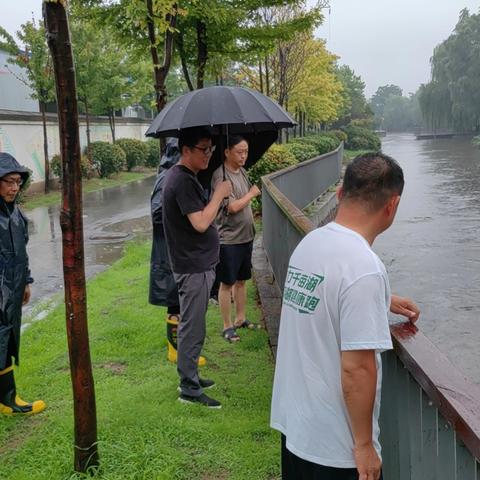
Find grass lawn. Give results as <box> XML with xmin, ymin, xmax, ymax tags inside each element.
<box><xmin>0</xmin><ymin>242</ymin><xmax>279</xmax><ymax>480</ymax></box>
<box><xmin>21</xmin><ymin>171</ymin><xmax>155</xmax><ymax>211</ymax></box>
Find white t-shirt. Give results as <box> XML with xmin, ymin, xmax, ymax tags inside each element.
<box><xmin>270</xmin><ymin>222</ymin><xmax>393</xmax><ymax>468</ymax></box>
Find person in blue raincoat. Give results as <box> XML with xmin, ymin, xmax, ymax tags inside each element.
<box><xmin>0</xmin><ymin>152</ymin><xmax>46</xmax><ymax>415</ymax></box>
<box><xmin>148</xmin><ymin>139</ymin><xmax>206</xmax><ymax>366</ymax></box>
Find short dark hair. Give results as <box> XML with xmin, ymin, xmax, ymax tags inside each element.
<box><xmin>342</xmin><ymin>152</ymin><xmax>404</xmax><ymax>210</ymax></box>
<box><xmin>226</xmin><ymin>135</ymin><xmax>248</xmax><ymax>149</ymax></box>
<box><xmin>178</xmin><ymin>127</ymin><xmax>213</xmax><ymax>153</ymax></box>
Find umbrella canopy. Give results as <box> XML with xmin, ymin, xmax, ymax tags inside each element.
<box><xmin>146</xmin><ymin>86</ymin><xmax>295</xmax><ymax>185</ymax></box>
<box><xmin>145</xmin><ymin>86</ymin><xmax>296</xmax><ymax>138</ymax></box>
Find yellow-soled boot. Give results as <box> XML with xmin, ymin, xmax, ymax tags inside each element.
<box><xmin>167</xmin><ymin>314</ymin><xmax>206</xmax><ymax>367</ymax></box>
<box><xmin>0</xmin><ymin>366</ymin><xmax>46</xmax><ymax>416</ymax></box>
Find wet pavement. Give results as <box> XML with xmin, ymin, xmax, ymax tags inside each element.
<box><xmin>24</xmin><ymin>175</ymin><xmax>156</xmax><ymax>316</ymax></box>
<box><xmin>375</xmin><ymin>133</ymin><xmax>480</xmax><ymax>385</ymax></box>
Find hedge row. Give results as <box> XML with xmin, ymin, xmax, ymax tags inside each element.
<box><xmin>49</xmin><ymin>126</ymin><xmax>380</xmax><ymax>181</ymax></box>
<box><xmin>50</xmin><ymin>138</ymin><xmax>161</xmax><ymax>179</ymax></box>
<box><xmin>248</xmin><ymin>127</ymin><xmax>381</xmax><ymax>211</ymax></box>
<box><xmin>341</xmin><ymin>125</ymin><xmax>381</xmax><ymax>151</ymax></box>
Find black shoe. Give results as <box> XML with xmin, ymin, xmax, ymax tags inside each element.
<box><xmin>199</xmin><ymin>378</ymin><xmax>215</xmax><ymax>389</ymax></box>
<box><xmin>178</xmin><ymin>393</ymin><xmax>222</xmax><ymax>409</ymax></box>
<box><xmin>177</xmin><ymin>378</ymin><xmax>215</xmax><ymax>393</ymax></box>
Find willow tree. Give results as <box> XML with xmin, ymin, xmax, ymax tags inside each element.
<box><xmin>419</xmin><ymin>8</ymin><xmax>480</xmax><ymax>131</ymax></box>
<box><xmin>43</xmin><ymin>0</ymin><xmax>99</xmax><ymax>473</ymax></box>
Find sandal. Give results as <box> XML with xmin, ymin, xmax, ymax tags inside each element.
<box><xmin>222</xmin><ymin>327</ymin><xmax>240</xmax><ymax>343</ymax></box>
<box><xmin>234</xmin><ymin>320</ymin><xmax>260</xmax><ymax>330</ymax></box>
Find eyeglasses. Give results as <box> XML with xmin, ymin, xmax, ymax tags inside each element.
<box><xmin>192</xmin><ymin>145</ymin><xmax>216</xmax><ymax>155</ymax></box>
<box><xmin>0</xmin><ymin>178</ymin><xmax>23</xmax><ymax>187</ymax></box>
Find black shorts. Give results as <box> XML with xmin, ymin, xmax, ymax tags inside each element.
<box><xmin>217</xmin><ymin>241</ymin><xmax>253</xmax><ymax>286</ymax></box>
<box><xmin>281</xmin><ymin>435</ymin><xmax>383</xmax><ymax>480</ymax></box>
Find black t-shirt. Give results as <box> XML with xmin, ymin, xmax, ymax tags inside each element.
<box><xmin>162</xmin><ymin>164</ymin><xmax>219</xmax><ymax>273</ymax></box>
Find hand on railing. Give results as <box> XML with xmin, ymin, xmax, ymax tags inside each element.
<box><xmin>390</xmin><ymin>294</ymin><xmax>420</xmax><ymax>323</ymax></box>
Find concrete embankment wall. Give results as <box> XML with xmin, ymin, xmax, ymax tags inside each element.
<box><xmin>0</xmin><ymin>110</ymin><xmax>151</xmax><ymax>190</ymax></box>
<box><xmin>254</xmin><ymin>144</ymin><xmax>343</xmax><ymax>356</ymax></box>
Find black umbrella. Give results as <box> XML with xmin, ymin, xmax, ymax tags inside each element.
<box><xmin>145</xmin><ymin>86</ymin><xmax>296</xmax><ymax>183</ymax></box>
<box><xmin>145</xmin><ymin>86</ymin><xmax>295</xmax><ymax>137</ymax></box>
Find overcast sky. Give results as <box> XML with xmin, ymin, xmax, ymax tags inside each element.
<box><xmin>2</xmin><ymin>0</ymin><xmax>480</xmax><ymax>98</ymax></box>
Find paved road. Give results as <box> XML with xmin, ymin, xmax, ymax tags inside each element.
<box><xmin>24</xmin><ymin>175</ymin><xmax>156</xmax><ymax>316</ymax></box>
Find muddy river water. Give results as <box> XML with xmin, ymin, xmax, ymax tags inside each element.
<box><xmin>376</xmin><ymin>133</ymin><xmax>480</xmax><ymax>385</ymax></box>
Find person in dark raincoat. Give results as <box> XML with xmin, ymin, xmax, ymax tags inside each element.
<box><xmin>149</xmin><ymin>139</ymin><xmax>206</xmax><ymax>366</ymax></box>
<box><xmin>0</xmin><ymin>152</ymin><xmax>46</xmax><ymax>415</ymax></box>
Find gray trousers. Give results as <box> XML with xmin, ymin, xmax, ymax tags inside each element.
<box><xmin>173</xmin><ymin>269</ymin><xmax>215</xmax><ymax>397</ymax></box>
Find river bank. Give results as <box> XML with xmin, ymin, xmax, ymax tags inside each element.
<box><xmin>0</xmin><ymin>241</ymin><xmax>278</xmax><ymax>480</ymax></box>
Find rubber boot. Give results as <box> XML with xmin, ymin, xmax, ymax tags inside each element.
<box><xmin>0</xmin><ymin>366</ymin><xmax>46</xmax><ymax>415</ymax></box>
<box><xmin>167</xmin><ymin>314</ymin><xmax>206</xmax><ymax>367</ymax></box>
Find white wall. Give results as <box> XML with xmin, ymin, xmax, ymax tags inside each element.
<box><xmin>0</xmin><ymin>116</ymin><xmax>151</xmax><ymax>183</ymax></box>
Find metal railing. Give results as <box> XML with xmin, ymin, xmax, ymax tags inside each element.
<box><xmin>261</xmin><ymin>145</ymin><xmax>480</xmax><ymax>479</ymax></box>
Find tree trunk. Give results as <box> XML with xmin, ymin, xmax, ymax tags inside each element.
<box><xmin>40</xmin><ymin>101</ymin><xmax>50</xmax><ymax>193</ymax></box>
<box><xmin>43</xmin><ymin>1</ymin><xmax>99</xmax><ymax>474</ymax></box>
<box><xmin>196</xmin><ymin>20</ymin><xmax>207</xmax><ymax>89</ymax></box>
<box><xmin>278</xmin><ymin>47</ymin><xmax>286</xmax><ymax>107</ymax></box>
<box><xmin>264</xmin><ymin>56</ymin><xmax>270</xmax><ymax>97</ymax></box>
<box><xmin>84</xmin><ymin>97</ymin><xmax>92</xmax><ymax>162</ymax></box>
<box><xmin>175</xmin><ymin>32</ymin><xmax>194</xmax><ymax>91</ymax></box>
<box><xmin>259</xmin><ymin>60</ymin><xmax>264</xmax><ymax>94</ymax></box>
<box><xmin>108</xmin><ymin>109</ymin><xmax>116</xmax><ymax>143</ymax></box>
<box><xmin>146</xmin><ymin>0</ymin><xmax>177</xmax><ymax>113</ymax></box>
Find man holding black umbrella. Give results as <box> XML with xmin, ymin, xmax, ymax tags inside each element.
<box><xmin>163</xmin><ymin>127</ymin><xmax>231</xmax><ymax>409</ymax></box>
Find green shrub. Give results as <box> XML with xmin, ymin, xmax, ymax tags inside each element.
<box><xmin>50</xmin><ymin>154</ymin><xmax>62</xmax><ymax>178</ymax></box>
<box><xmin>295</xmin><ymin>134</ymin><xmax>340</xmax><ymax>155</ymax></box>
<box><xmin>350</xmin><ymin>118</ymin><xmax>375</xmax><ymax>130</ymax></box>
<box><xmin>342</xmin><ymin>125</ymin><xmax>381</xmax><ymax>151</ymax></box>
<box><xmin>472</xmin><ymin>136</ymin><xmax>480</xmax><ymax>148</ymax></box>
<box><xmin>116</xmin><ymin>138</ymin><xmax>149</xmax><ymax>171</ymax></box>
<box><xmin>89</xmin><ymin>141</ymin><xmax>126</xmax><ymax>178</ymax></box>
<box><xmin>145</xmin><ymin>139</ymin><xmax>161</xmax><ymax>169</ymax></box>
<box><xmin>325</xmin><ymin>129</ymin><xmax>348</xmax><ymax>143</ymax></box>
<box><xmin>285</xmin><ymin>142</ymin><xmax>318</xmax><ymax>162</ymax></box>
<box><xmin>248</xmin><ymin>144</ymin><xmax>297</xmax><ymax>187</ymax></box>
<box><xmin>17</xmin><ymin>167</ymin><xmax>33</xmax><ymax>204</ymax></box>
<box><xmin>50</xmin><ymin>153</ymin><xmax>93</xmax><ymax>179</ymax></box>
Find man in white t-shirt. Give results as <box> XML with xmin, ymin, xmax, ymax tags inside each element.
<box><xmin>270</xmin><ymin>152</ymin><xmax>420</xmax><ymax>480</ymax></box>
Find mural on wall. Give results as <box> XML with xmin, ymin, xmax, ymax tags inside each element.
<box><xmin>0</xmin><ymin>126</ymin><xmax>16</xmax><ymax>156</ymax></box>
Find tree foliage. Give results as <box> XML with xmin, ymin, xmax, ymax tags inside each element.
<box><xmin>0</xmin><ymin>18</ymin><xmax>55</xmax><ymax>191</ymax></box>
<box><xmin>419</xmin><ymin>8</ymin><xmax>480</xmax><ymax>131</ymax></box>
<box><xmin>288</xmin><ymin>38</ymin><xmax>344</xmax><ymax>125</ymax></box>
<box><xmin>334</xmin><ymin>65</ymin><xmax>372</xmax><ymax>127</ymax></box>
<box><xmin>370</xmin><ymin>84</ymin><xmax>403</xmax><ymax>118</ymax></box>
<box><xmin>369</xmin><ymin>85</ymin><xmax>421</xmax><ymax>131</ymax></box>
<box><xmin>0</xmin><ymin>20</ymin><xmax>54</xmax><ymax>106</ymax></box>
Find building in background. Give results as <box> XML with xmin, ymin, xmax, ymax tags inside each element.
<box><xmin>0</xmin><ymin>49</ymin><xmax>38</xmax><ymax>112</ymax></box>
